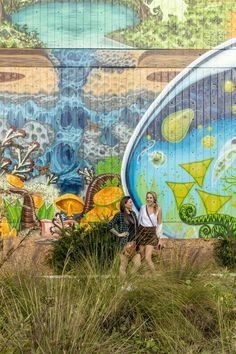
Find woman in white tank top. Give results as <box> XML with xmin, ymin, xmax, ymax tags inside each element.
<box><xmin>138</xmin><ymin>191</ymin><xmax>163</xmax><ymax>272</ymax></box>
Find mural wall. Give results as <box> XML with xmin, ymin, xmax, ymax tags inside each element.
<box><xmin>1</xmin><ymin>1</ymin><xmax>236</xmax><ymax>239</ymax></box>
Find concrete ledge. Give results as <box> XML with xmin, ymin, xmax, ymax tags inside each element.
<box><xmin>0</xmin><ymin>237</ymin><xmax>218</xmax><ymax>274</ymax></box>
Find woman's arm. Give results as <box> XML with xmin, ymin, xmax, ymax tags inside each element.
<box><xmin>156</xmin><ymin>207</ymin><xmax>163</xmax><ymax>238</ymax></box>
<box><xmin>108</xmin><ymin>213</ymin><xmax>128</xmax><ymax>237</ymax></box>
<box><xmin>138</xmin><ymin>205</ymin><xmax>144</xmax><ymax>225</ymax></box>
<box><xmin>157</xmin><ymin>207</ymin><xmax>162</xmax><ymax>224</ymax></box>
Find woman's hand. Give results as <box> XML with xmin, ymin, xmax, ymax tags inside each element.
<box><xmin>119</xmin><ymin>231</ymin><xmax>129</xmax><ymax>237</ymax></box>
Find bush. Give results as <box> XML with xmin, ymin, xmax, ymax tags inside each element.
<box><xmin>215</xmin><ymin>238</ymin><xmax>236</xmax><ymax>270</ymax></box>
<box><xmin>49</xmin><ymin>222</ymin><xmax>119</xmax><ymax>273</ymax></box>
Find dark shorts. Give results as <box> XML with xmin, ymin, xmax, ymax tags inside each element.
<box><xmin>137</xmin><ymin>225</ymin><xmax>158</xmax><ymax>246</ymax></box>
<box><xmin>117</xmin><ymin>237</ymin><xmax>139</xmax><ymax>254</ymax></box>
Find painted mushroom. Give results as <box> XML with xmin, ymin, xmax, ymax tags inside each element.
<box><xmin>55</xmin><ymin>193</ymin><xmax>85</xmax><ymax>219</ymax></box>
<box><xmin>93</xmin><ymin>186</ymin><xmax>123</xmax><ymax>217</ymax></box>
<box><xmin>80</xmin><ymin>206</ymin><xmax>112</xmax><ymax>228</ymax></box>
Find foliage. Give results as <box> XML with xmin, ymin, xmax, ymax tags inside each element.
<box><xmin>4</xmin><ymin>0</ymin><xmax>36</xmax><ymax>13</ymax></box>
<box><xmin>0</xmin><ymin>21</ymin><xmax>44</xmax><ymax>48</ymax></box>
<box><xmin>3</xmin><ymin>198</ymin><xmax>22</xmax><ymax>230</ymax></box>
<box><xmin>0</xmin><ymin>262</ymin><xmax>235</xmax><ymax>353</ymax></box>
<box><xmin>4</xmin><ymin>0</ymin><xmax>139</xmax><ymax>14</ymax></box>
<box><xmin>215</xmin><ymin>238</ymin><xmax>236</xmax><ymax>270</ymax></box>
<box><xmin>109</xmin><ymin>2</ymin><xmax>231</xmax><ymax>49</ymax></box>
<box><xmin>95</xmin><ymin>156</ymin><xmax>122</xmax><ymax>175</ymax></box>
<box><xmin>100</xmin><ymin>177</ymin><xmax>120</xmax><ymax>189</ymax></box>
<box><xmin>49</xmin><ymin>222</ymin><xmax>119</xmax><ymax>273</ymax></box>
<box><xmin>37</xmin><ymin>202</ymin><xmax>54</xmax><ymax>221</ymax></box>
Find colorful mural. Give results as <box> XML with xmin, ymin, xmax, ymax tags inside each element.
<box><xmin>1</xmin><ymin>1</ymin><xmax>236</xmax><ymax>239</ymax></box>
<box><xmin>0</xmin><ymin>1</ymin><xmax>236</xmax><ymax>49</ymax></box>
<box><xmin>122</xmin><ymin>38</ymin><xmax>236</xmax><ymax>238</ymax></box>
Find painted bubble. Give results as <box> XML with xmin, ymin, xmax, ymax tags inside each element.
<box><xmin>149</xmin><ymin>151</ymin><xmax>166</xmax><ymax>166</ymax></box>
<box><xmin>232</xmin><ymin>105</ymin><xmax>236</xmax><ymax>115</ymax></box>
<box><xmin>224</xmin><ymin>80</ymin><xmax>235</xmax><ymax>93</ymax></box>
<box><xmin>201</xmin><ymin>135</ymin><xmax>215</xmax><ymax>149</ymax></box>
<box><xmin>122</xmin><ymin>38</ymin><xmax>236</xmax><ymax>238</ymax></box>
<box><xmin>161</xmin><ymin>108</ymin><xmax>194</xmax><ymax>143</ymax></box>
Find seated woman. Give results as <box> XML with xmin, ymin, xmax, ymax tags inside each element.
<box><xmin>138</xmin><ymin>191</ymin><xmax>163</xmax><ymax>272</ymax></box>
<box><xmin>108</xmin><ymin>196</ymin><xmax>141</xmax><ymax>278</ymax></box>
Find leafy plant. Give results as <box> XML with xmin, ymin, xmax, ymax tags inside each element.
<box><xmin>0</xmin><ymin>21</ymin><xmax>44</xmax><ymax>48</ymax></box>
<box><xmin>95</xmin><ymin>156</ymin><xmax>122</xmax><ymax>175</ymax></box>
<box><xmin>100</xmin><ymin>177</ymin><xmax>120</xmax><ymax>189</ymax></box>
<box><xmin>109</xmin><ymin>2</ymin><xmax>230</xmax><ymax>49</ymax></box>
<box><xmin>37</xmin><ymin>202</ymin><xmax>54</xmax><ymax>221</ymax></box>
<box><xmin>3</xmin><ymin>198</ymin><xmax>22</xmax><ymax>230</ymax></box>
<box><xmin>49</xmin><ymin>222</ymin><xmax>118</xmax><ymax>273</ymax></box>
<box><xmin>215</xmin><ymin>238</ymin><xmax>236</xmax><ymax>270</ymax></box>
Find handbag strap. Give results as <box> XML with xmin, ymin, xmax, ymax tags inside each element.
<box><xmin>130</xmin><ymin>211</ymin><xmax>137</xmax><ymax>239</ymax></box>
<box><xmin>146</xmin><ymin>205</ymin><xmax>155</xmax><ymax>227</ymax></box>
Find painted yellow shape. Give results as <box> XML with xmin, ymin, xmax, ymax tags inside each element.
<box><xmin>232</xmin><ymin>104</ymin><xmax>236</xmax><ymax>115</ymax></box>
<box><xmin>166</xmin><ymin>182</ymin><xmax>195</xmax><ymax>209</ymax></box>
<box><xmin>80</xmin><ymin>207</ymin><xmax>112</xmax><ymax>227</ymax></box>
<box><xmin>196</xmin><ymin>190</ymin><xmax>231</xmax><ymax>214</ymax></box>
<box><xmin>0</xmin><ymin>217</ymin><xmax>17</xmax><ymax>237</ymax></box>
<box><xmin>224</xmin><ymin>80</ymin><xmax>235</xmax><ymax>93</ymax></box>
<box><xmin>6</xmin><ymin>174</ymin><xmax>24</xmax><ymax>188</ymax></box>
<box><xmin>197</xmin><ymin>124</ymin><xmax>203</xmax><ymax>129</ymax></box>
<box><xmin>201</xmin><ymin>135</ymin><xmax>215</xmax><ymax>149</ymax></box>
<box><xmin>32</xmin><ymin>194</ymin><xmax>43</xmax><ymax>209</ymax></box>
<box><xmin>93</xmin><ymin>187</ymin><xmax>123</xmax><ymax>206</ymax></box>
<box><xmin>179</xmin><ymin>158</ymin><xmax>213</xmax><ymax>187</ymax></box>
<box><xmin>161</xmin><ymin>108</ymin><xmax>194</xmax><ymax>143</ymax></box>
<box><xmin>207</xmin><ymin>126</ymin><xmax>212</xmax><ymax>132</ymax></box>
<box><xmin>55</xmin><ymin>194</ymin><xmax>85</xmax><ymax>218</ymax></box>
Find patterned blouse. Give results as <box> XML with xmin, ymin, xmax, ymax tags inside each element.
<box><xmin>108</xmin><ymin>211</ymin><xmax>138</xmax><ymax>247</ymax></box>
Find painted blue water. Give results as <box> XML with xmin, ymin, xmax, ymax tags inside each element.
<box><xmin>0</xmin><ymin>49</ymin><xmax>150</xmax><ymax>195</ymax></box>
<box><xmin>11</xmin><ymin>2</ymin><xmax>139</xmax><ymax>48</ymax></box>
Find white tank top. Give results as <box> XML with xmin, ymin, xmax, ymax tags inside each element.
<box><xmin>139</xmin><ymin>205</ymin><xmax>159</xmax><ymax>227</ymax></box>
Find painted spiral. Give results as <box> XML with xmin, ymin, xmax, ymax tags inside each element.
<box><xmin>179</xmin><ymin>203</ymin><xmax>236</xmax><ymax>238</ymax></box>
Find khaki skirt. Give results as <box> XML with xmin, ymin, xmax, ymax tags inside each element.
<box><xmin>137</xmin><ymin>225</ymin><xmax>158</xmax><ymax>246</ymax></box>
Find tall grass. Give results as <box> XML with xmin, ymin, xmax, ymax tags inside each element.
<box><xmin>0</xmin><ymin>256</ymin><xmax>235</xmax><ymax>353</ymax></box>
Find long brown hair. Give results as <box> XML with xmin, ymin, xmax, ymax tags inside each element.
<box><xmin>120</xmin><ymin>196</ymin><xmax>134</xmax><ymax>224</ymax></box>
<box><xmin>146</xmin><ymin>191</ymin><xmax>159</xmax><ymax>214</ymax></box>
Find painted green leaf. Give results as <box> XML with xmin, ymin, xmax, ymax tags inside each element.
<box><xmin>136</xmin><ymin>171</ymin><xmax>148</xmax><ymax>204</ymax></box>
<box><xmin>46</xmin><ymin>205</ymin><xmax>54</xmax><ymax>220</ymax></box>
<box><xmin>3</xmin><ymin>198</ymin><xmax>22</xmax><ymax>231</ymax></box>
<box><xmin>38</xmin><ymin>202</ymin><xmax>47</xmax><ymax>220</ymax></box>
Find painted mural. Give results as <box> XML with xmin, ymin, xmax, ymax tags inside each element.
<box><xmin>0</xmin><ymin>1</ymin><xmax>236</xmax><ymax>49</ymax></box>
<box><xmin>0</xmin><ymin>0</ymin><xmax>236</xmax><ymax>239</ymax></box>
<box><xmin>0</xmin><ymin>44</ymin><xmax>236</xmax><ymax>239</ymax></box>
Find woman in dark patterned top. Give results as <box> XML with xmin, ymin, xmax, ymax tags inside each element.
<box><xmin>108</xmin><ymin>196</ymin><xmax>141</xmax><ymax>278</ymax></box>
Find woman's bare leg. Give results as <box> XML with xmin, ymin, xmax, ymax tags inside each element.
<box><xmin>139</xmin><ymin>245</ymin><xmax>145</xmax><ymax>260</ymax></box>
<box><xmin>119</xmin><ymin>253</ymin><xmax>129</xmax><ymax>279</ymax></box>
<box><xmin>130</xmin><ymin>253</ymin><xmax>141</xmax><ymax>274</ymax></box>
<box><xmin>144</xmin><ymin>245</ymin><xmax>155</xmax><ymax>271</ymax></box>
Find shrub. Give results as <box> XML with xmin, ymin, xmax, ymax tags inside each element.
<box><xmin>49</xmin><ymin>222</ymin><xmax>119</xmax><ymax>273</ymax></box>
<box><xmin>214</xmin><ymin>238</ymin><xmax>236</xmax><ymax>270</ymax></box>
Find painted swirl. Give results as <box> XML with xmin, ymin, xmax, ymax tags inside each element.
<box><xmin>179</xmin><ymin>204</ymin><xmax>236</xmax><ymax>238</ymax></box>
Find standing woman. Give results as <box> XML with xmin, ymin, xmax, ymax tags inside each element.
<box><xmin>138</xmin><ymin>191</ymin><xmax>163</xmax><ymax>272</ymax></box>
<box><xmin>108</xmin><ymin>196</ymin><xmax>141</xmax><ymax>278</ymax></box>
